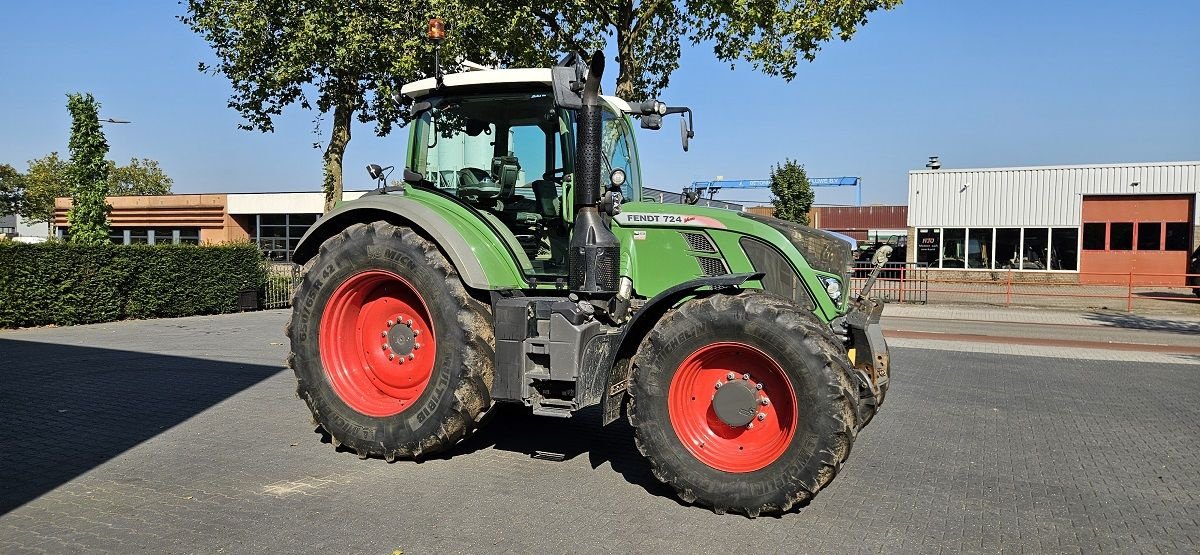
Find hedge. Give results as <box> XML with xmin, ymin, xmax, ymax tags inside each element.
<box><xmin>0</xmin><ymin>241</ymin><xmax>268</xmax><ymax>328</ymax></box>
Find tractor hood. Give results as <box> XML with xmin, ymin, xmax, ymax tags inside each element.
<box><xmin>613</xmin><ymin>203</ymin><xmax>742</xmax><ymax>230</ymax></box>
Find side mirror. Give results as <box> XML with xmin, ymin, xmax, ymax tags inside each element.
<box><xmin>367</xmin><ymin>164</ymin><xmax>384</xmax><ymax>181</ymax></box>
<box><xmin>680</xmin><ymin>117</ymin><xmax>691</xmax><ymax>152</ymax></box>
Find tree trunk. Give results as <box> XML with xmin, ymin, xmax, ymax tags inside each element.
<box><xmin>614</xmin><ymin>0</ymin><xmax>637</xmax><ymax>100</ymax></box>
<box><xmin>322</xmin><ymin>102</ymin><xmax>353</xmax><ymax>213</ymax></box>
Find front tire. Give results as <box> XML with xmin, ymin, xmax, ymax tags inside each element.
<box><xmin>628</xmin><ymin>291</ymin><xmax>857</xmax><ymax>516</ymax></box>
<box><xmin>287</xmin><ymin>221</ymin><xmax>494</xmax><ymax>461</ymax></box>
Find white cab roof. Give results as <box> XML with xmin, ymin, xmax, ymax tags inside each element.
<box><xmin>400</xmin><ymin>67</ymin><xmax>631</xmax><ymax>112</ymax></box>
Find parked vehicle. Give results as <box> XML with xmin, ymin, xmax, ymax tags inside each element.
<box><xmin>287</xmin><ymin>40</ymin><xmax>891</xmax><ymax>516</ymax></box>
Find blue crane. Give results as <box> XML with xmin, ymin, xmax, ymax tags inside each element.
<box><xmin>686</xmin><ymin>177</ymin><xmax>863</xmax><ymax>206</ymax></box>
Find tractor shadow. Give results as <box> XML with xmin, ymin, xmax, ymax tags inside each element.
<box><xmin>1083</xmin><ymin>311</ymin><xmax>1200</xmax><ymax>334</ymax></box>
<box><xmin>443</xmin><ymin>403</ymin><xmax>681</xmax><ymax>503</ymax></box>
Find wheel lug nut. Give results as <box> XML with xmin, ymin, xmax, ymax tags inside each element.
<box><xmin>756</xmin><ymin>412</ymin><xmax>766</xmax><ymax>421</ymax></box>
<box><xmin>755</xmin><ymin>383</ymin><xmax>763</xmax><ymax>390</ymax></box>
<box><xmin>388</xmin><ymin>353</ymin><xmax>395</xmax><ymax>361</ymax></box>
<box><xmin>414</xmin><ymin>343</ymin><xmax>421</xmax><ymax>350</ymax></box>
<box><xmin>397</xmin><ymin>357</ymin><xmax>405</xmax><ymax>364</ymax></box>
<box><xmin>382</xmin><ymin>345</ymin><xmax>390</xmax><ymax>351</ymax></box>
<box><xmin>386</xmin><ymin>320</ymin><xmax>394</xmax><ymax>327</ymax></box>
<box><xmin>408</xmin><ymin>354</ymin><xmax>415</xmax><ymax>360</ymax></box>
<box><xmin>747</xmin><ymin>422</ymin><xmax>754</xmax><ymax>429</ymax></box>
<box><xmin>760</xmin><ymin>398</ymin><xmax>769</xmax><ymax>406</ymax></box>
<box><xmin>414</xmin><ymin>329</ymin><xmax>421</xmax><ymax>336</ymax></box>
<box><xmin>380</xmin><ymin>331</ymin><xmax>387</xmax><ymax>338</ymax></box>
<box><xmin>406</xmin><ymin>319</ymin><xmax>414</xmax><ymax>326</ymax></box>
<box><xmin>742</xmin><ymin>373</ymin><xmax>750</xmax><ymax>380</ymax></box>
<box><xmin>726</xmin><ymin>372</ymin><xmax>735</xmax><ymax>380</ymax></box>
<box><xmin>714</xmin><ymin>381</ymin><xmax>723</xmax><ymax>389</ymax></box>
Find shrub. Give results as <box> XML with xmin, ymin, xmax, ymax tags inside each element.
<box><xmin>0</xmin><ymin>242</ymin><xmax>267</xmax><ymax>328</ymax></box>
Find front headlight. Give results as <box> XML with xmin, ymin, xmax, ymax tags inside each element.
<box><xmin>821</xmin><ymin>276</ymin><xmax>842</xmax><ymax>301</ymax></box>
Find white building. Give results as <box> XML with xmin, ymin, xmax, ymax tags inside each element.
<box><xmin>907</xmin><ymin>161</ymin><xmax>1199</xmax><ymax>284</ymax></box>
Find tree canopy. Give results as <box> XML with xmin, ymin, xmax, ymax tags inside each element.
<box><xmin>181</xmin><ymin>0</ymin><xmax>564</xmax><ymax>211</ymax></box>
<box><xmin>0</xmin><ymin>164</ymin><xmax>24</xmax><ymax>217</ymax></box>
<box><xmin>65</xmin><ymin>93</ymin><xmax>112</xmax><ymax>245</ymax></box>
<box><xmin>770</xmin><ymin>159</ymin><xmax>814</xmax><ymax>225</ymax></box>
<box><xmin>521</xmin><ymin>0</ymin><xmax>903</xmax><ymax>99</ymax></box>
<box><xmin>107</xmin><ymin>158</ymin><xmax>174</xmax><ymax>196</ymax></box>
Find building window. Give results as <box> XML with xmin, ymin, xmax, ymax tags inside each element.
<box><xmin>1136</xmin><ymin>222</ymin><xmax>1161</xmax><ymax>251</ymax></box>
<box><xmin>916</xmin><ymin>229</ymin><xmax>940</xmax><ymax>266</ymax></box>
<box><xmin>1165</xmin><ymin>222</ymin><xmax>1190</xmax><ymax>251</ymax></box>
<box><xmin>1082</xmin><ymin>223</ymin><xmax>1106</xmax><ymax>250</ymax></box>
<box><xmin>1109</xmin><ymin>223</ymin><xmax>1133</xmax><ymax>251</ymax></box>
<box><xmin>180</xmin><ymin>229</ymin><xmax>200</xmax><ymax>245</ymax></box>
<box><xmin>967</xmin><ymin>228</ymin><xmax>992</xmax><ymax>269</ymax></box>
<box><xmin>1020</xmin><ymin>228</ymin><xmax>1048</xmax><ymax>270</ymax></box>
<box><xmin>995</xmin><ymin>228</ymin><xmax>1021</xmax><ymax>269</ymax></box>
<box><xmin>940</xmin><ymin>228</ymin><xmax>966</xmax><ymax>268</ymax></box>
<box><xmin>1049</xmin><ymin>228</ymin><xmax>1078</xmax><ymax>271</ymax></box>
<box><xmin>255</xmin><ymin>214</ymin><xmax>320</xmax><ymax>262</ymax></box>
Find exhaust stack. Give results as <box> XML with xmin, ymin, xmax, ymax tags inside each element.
<box><xmin>568</xmin><ymin>52</ymin><xmax>620</xmax><ymax>295</ymax></box>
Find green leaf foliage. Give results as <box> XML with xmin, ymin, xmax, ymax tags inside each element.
<box><xmin>0</xmin><ymin>242</ymin><xmax>268</xmax><ymax>328</ymax></box>
<box><xmin>770</xmin><ymin>159</ymin><xmax>814</xmax><ymax>226</ymax></box>
<box><xmin>0</xmin><ymin>164</ymin><xmax>24</xmax><ymax>216</ymax></box>
<box><xmin>180</xmin><ymin>0</ymin><xmax>564</xmax><ymax>211</ymax></box>
<box><xmin>17</xmin><ymin>153</ymin><xmax>71</xmax><ymax>227</ymax></box>
<box><xmin>65</xmin><ymin>93</ymin><xmax>111</xmax><ymax>245</ymax></box>
<box><xmin>516</xmin><ymin>0</ymin><xmax>903</xmax><ymax>99</ymax></box>
<box><xmin>107</xmin><ymin>158</ymin><xmax>174</xmax><ymax>196</ymax></box>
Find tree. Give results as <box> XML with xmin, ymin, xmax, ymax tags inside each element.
<box><xmin>107</xmin><ymin>158</ymin><xmax>173</xmax><ymax>196</ymax></box>
<box><xmin>0</xmin><ymin>164</ymin><xmax>24</xmax><ymax>216</ymax></box>
<box><xmin>65</xmin><ymin>93</ymin><xmax>111</xmax><ymax>245</ymax></box>
<box><xmin>519</xmin><ymin>0</ymin><xmax>902</xmax><ymax>99</ymax></box>
<box><xmin>770</xmin><ymin>159</ymin><xmax>814</xmax><ymax>225</ymax></box>
<box><xmin>181</xmin><ymin>1</ymin><xmax>563</xmax><ymax>212</ymax></box>
<box><xmin>19</xmin><ymin>153</ymin><xmax>71</xmax><ymax>232</ymax></box>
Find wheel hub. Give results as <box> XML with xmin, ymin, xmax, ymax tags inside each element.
<box><xmin>385</xmin><ymin>319</ymin><xmax>417</xmax><ymax>357</ymax></box>
<box><xmin>712</xmin><ymin>380</ymin><xmax>758</xmax><ymax>427</ymax></box>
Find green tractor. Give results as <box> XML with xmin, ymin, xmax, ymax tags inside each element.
<box><xmin>288</xmin><ymin>51</ymin><xmax>891</xmax><ymax>516</ymax></box>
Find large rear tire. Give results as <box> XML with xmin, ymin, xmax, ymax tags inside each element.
<box><xmin>287</xmin><ymin>221</ymin><xmax>494</xmax><ymax>461</ymax></box>
<box><xmin>628</xmin><ymin>291</ymin><xmax>857</xmax><ymax>516</ymax></box>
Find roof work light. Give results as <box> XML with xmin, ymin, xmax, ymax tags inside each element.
<box><xmin>427</xmin><ymin>18</ymin><xmax>446</xmax><ymax>41</ymax></box>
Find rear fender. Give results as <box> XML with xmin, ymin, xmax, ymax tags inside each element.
<box><xmin>291</xmin><ymin>194</ymin><xmax>527</xmax><ymax>290</ymax></box>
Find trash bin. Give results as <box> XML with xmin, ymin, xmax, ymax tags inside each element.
<box><xmin>238</xmin><ymin>289</ymin><xmax>260</xmax><ymax>311</ymax></box>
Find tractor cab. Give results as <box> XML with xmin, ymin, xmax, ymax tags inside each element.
<box><xmin>401</xmin><ymin>68</ymin><xmax>644</xmax><ymax>277</ymax></box>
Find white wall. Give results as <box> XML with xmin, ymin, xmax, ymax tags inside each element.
<box><xmin>908</xmin><ymin>161</ymin><xmax>1200</xmax><ymax>227</ymax></box>
<box><xmin>226</xmin><ymin>191</ymin><xmax>369</xmax><ymax>215</ymax></box>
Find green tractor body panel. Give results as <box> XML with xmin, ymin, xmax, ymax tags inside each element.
<box><xmin>292</xmin><ymin>187</ymin><xmax>529</xmax><ymax>291</ymax></box>
<box><xmin>613</xmin><ymin>201</ymin><xmax>848</xmax><ymax>323</ymax></box>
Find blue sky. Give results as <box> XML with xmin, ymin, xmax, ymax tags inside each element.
<box><xmin>1</xmin><ymin>1</ymin><xmax>1197</xmax><ymax>206</ymax></box>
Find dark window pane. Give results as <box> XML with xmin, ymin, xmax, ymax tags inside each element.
<box><xmin>941</xmin><ymin>228</ymin><xmax>966</xmax><ymax>268</ymax></box>
<box><xmin>1021</xmin><ymin>228</ymin><xmax>1048</xmax><ymax>270</ymax></box>
<box><xmin>1109</xmin><ymin>222</ymin><xmax>1133</xmax><ymax>250</ymax></box>
<box><xmin>916</xmin><ymin>228</ymin><xmax>940</xmax><ymax>266</ymax></box>
<box><xmin>260</xmin><ymin>214</ymin><xmax>286</xmax><ymax>226</ymax></box>
<box><xmin>289</xmin><ymin>213</ymin><xmax>319</xmax><ymax>226</ymax></box>
<box><xmin>129</xmin><ymin>229</ymin><xmax>149</xmax><ymax>244</ymax></box>
<box><xmin>259</xmin><ymin>225</ymin><xmax>288</xmax><ymax>238</ymax></box>
<box><xmin>1050</xmin><ymin>228</ymin><xmax>1078</xmax><ymax>271</ymax></box>
<box><xmin>1082</xmin><ymin>223</ymin><xmax>1106</xmax><ymax>250</ymax></box>
<box><xmin>995</xmin><ymin>228</ymin><xmax>1021</xmax><ymax>269</ymax></box>
<box><xmin>1165</xmin><ymin>222</ymin><xmax>1190</xmax><ymax>251</ymax></box>
<box><xmin>1136</xmin><ymin>222</ymin><xmax>1161</xmax><ymax>251</ymax></box>
<box><xmin>967</xmin><ymin>229</ymin><xmax>992</xmax><ymax>268</ymax></box>
<box><xmin>152</xmin><ymin>229</ymin><xmax>175</xmax><ymax>245</ymax></box>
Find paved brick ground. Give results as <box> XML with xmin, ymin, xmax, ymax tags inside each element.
<box><xmin>1</xmin><ymin>310</ymin><xmax>1198</xmax><ymax>554</ymax></box>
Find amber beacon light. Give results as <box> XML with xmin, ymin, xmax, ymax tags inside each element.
<box><xmin>427</xmin><ymin>18</ymin><xmax>446</xmax><ymax>41</ymax></box>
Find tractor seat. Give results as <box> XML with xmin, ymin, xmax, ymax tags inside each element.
<box><xmin>530</xmin><ymin>179</ymin><xmax>560</xmax><ymax>218</ymax></box>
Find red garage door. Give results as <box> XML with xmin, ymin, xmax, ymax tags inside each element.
<box><xmin>1080</xmin><ymin>195</ymin><xmax>1194</xmax><ymax>285</ymax></box>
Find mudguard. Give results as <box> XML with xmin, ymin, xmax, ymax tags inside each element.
<box><xmin>291</xmin><ymin>192</ymin><xmax>528</xmax><ymax>291</ymax></box>
<box><xmin>599</xmin><ymin>272</ymin><xmax>763</xmax><ymax>425</ymax></box>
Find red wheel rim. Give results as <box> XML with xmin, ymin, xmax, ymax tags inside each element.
<box><xmin>668</xmin><ymin>342</ymin><xmax>797</xmax><ymax>473</ymax></box>
<box><xmin>319</xmin><ymin>270</ymin><xmax>438</xmax><ymax>417</ymax></box>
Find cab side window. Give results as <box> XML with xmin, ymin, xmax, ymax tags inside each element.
<box><xmin>601</xmin><ymin>110</ymin><xmax>641</xmax><ymax>200</ymax></box>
